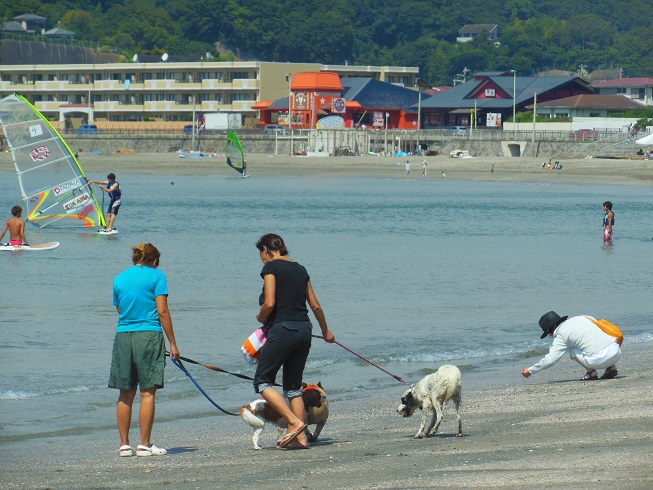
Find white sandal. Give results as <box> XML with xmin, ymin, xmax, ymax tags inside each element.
<box><xmin>119</xmin><ymin>445</ymin><xmax>135</xmax><ymax>457</ymax></box>
<box><xmin>136</xmin><ymin>444</ymin><xmax>167</xmax><ymax>456</ymax></box>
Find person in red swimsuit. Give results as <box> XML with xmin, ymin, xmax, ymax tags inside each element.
<box><xmin>0</xmin><ymin>205</ymin><xmax>28</xmax><ymax>246</ymax></box>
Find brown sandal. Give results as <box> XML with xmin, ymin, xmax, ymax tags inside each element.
<box><xmin>580</xmin><ymin>370</ymin><xmax>598</xmax><ymax>381</ymax></box>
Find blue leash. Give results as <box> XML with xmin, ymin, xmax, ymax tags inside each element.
<box><xmin>170</xmin><ymin>357</ymin><xmax>239</xmax><ymax>416</ymax></box>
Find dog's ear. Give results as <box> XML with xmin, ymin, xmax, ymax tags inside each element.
<box><xmin>318</xmin><ymin>381</ymin><xmax>322</xmax><ymax>388</ymax></box>
<box><xmin>301</xmin><ymin>382</ymin><xmax>307</xmax><ymax>388</ymax></box>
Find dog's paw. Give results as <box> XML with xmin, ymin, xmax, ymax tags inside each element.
<box><xmin>306</xmin><ymin>432</ymin><xmax>316</xmax><ymax>442</ymax></box>
<box><xmin>254</xmin><ymin>445</ymin><xmax>263</xmax><ymax>450</ymax></box>
<box><xmin>414</xmin><ymin>433</ymin><xmax>427</xmax><ymax>439</ymax></box>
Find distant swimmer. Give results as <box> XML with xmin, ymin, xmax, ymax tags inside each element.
<box><xmin>0</xmin><ymin>205</ymin><xmax>28</xmax><ymax>246</ymax></box>
<box><xmin>602</xmin><ymin>201</ymin><xmax>614</xmax><ymax>241</ymax></box>
<box><xmin>89</xmin><ymin>173</ymin><xmax>121</xmax><ymax>232</ymax></box>
<box><xmin>441</xmin><ymin>171</ymin><xmax>446</xmax><ymax>180</ymax></box>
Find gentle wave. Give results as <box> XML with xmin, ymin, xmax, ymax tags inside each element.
<box><xmin>0</xmin><ymin>384</ymin><xmax>91</xmax><ymax>400</ymax></box>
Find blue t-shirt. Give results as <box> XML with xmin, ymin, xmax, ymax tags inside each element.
<box><xmin>113</xmin><ymin>265</ymin><xmax>168</xmax><ymax>333</ymax></box>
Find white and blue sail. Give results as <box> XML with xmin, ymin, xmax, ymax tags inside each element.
<box><xmin>0</xmin><ymin>94</ymin><xmax>106</xmax><ymax>228</ymax></box>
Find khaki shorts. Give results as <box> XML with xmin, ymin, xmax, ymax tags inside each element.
<box><xmin>108</xmin><ymin>331</ymin><xmax>166</xmax><ymax>391</ymax></box>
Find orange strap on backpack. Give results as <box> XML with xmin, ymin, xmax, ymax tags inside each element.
<box><xmin>585</xmin><ymin>316</ymin><xmax>624</xmax><ymax>346</ymax></box>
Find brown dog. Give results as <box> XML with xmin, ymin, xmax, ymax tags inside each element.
<box><xmin>240</xmin><ymin>382</ymin><xmax>329</xmax><ymax>450</ymax></box>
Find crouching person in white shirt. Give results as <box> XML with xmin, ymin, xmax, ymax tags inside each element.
<box><xmin>521</xmin><ymin>311</ymin><xmax>621</xmax><ymax>381</ymax></box>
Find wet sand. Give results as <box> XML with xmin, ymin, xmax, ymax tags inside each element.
<box><xmin>1</xmin><ymin>342</ymin><xmax>651</xmax><ymax>489</ymax></box>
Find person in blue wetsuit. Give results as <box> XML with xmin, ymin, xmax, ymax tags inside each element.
<box><xmin>602</xmin><ymin>201</ymin><xmax>614</xmax><ymax>241</ymax></box>
<box><xmin>89</xmin><ymin>173</ymin><xmax>121</xmax><ymax>231</ymax></box>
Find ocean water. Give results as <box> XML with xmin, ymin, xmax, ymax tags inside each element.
<box><xmin>2</xmin><ymin>169</ymin><xmax>653</xmax><ymax>444</ymax></box>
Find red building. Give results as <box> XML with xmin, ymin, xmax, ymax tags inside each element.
<box><xmin>253</xmin><ymin>72</ymin><xmax>424</xmax><ymax>130</ymax></box>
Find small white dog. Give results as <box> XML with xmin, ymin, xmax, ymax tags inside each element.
<box><xmin>397</xmin><ymin>364</ymin><xmax>463</xmax><ymax>439</ymax></box>
<box><xmin>240</xmin><ymin>382</ymin><xmax>329</xmax><ymax>450</ymax></box>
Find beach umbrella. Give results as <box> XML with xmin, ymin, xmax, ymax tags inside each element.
<box><xmin>635</xmin><ymin>133</ymin><xmax>653</xmax><ymax>145</ymax></box>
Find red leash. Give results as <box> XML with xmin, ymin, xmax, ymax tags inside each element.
<box><xmin>314</xmin><ymin>336</ymin><xmax>408</xmax><ymax>384</ymax></box>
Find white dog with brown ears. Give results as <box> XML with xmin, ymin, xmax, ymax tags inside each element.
<box><xmin>397</xmin><ymin>364</ymin><xmax>463</xmax><ymax>439</ymax></box>
<box><xmin>240</xmin><ymin>382</ymin><xmax>329</xmax><ymax>450</ymax></box>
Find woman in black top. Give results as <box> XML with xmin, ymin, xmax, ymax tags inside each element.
<box><xmin>253</xmin><ymin>233</ymin><xmax>335</xmax><ymax>449</ymax></box>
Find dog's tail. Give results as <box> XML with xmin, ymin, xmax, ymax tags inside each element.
<box><xmin>240</xmin><ymin>405</ymin><xmax>265</xmax><ymax>429</ymax></box>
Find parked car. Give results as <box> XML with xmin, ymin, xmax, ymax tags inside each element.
<box><xmin>183</xmin><ymin>124</ymin><xmax>200</xmax><ymax>135</ymax></box>
<box><xmin>447</xmin><ymin>125</ymin><xmax>468</xmax><ymax>136</ymax></box>
<box><xmin>571</xmin><ymin>128</ymin><xmax>598</xmax><ymax>139</ymax></box>
<box><xmin>77</xmin><ymin>124</ymin><xmax>99</xmax><ymax>134</ymax></box>
<box><xmin>264</xmin><ymin>124</ymin><xmax>287</xmax><ymax>135</ymax></box>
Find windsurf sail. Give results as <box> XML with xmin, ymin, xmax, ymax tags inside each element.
<box><xmin>0</xmin><ymin>94</ymin><xmax>106</xmax><ymax>228</ymax></box>
<box><xmin>226</xmin><ymin>130</ymin><xmax>246</xmax><ymax>176</ymax></box>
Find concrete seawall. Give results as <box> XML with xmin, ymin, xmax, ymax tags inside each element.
<box><xmin>64</xmin><ymin>135</ymin><xmax>637</xmax><ymax>160</ymax></box>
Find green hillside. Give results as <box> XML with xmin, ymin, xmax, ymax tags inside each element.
<box><xmin>2</xmin><ymin>0</ymin><xmax>652</xmax><ymax>84</ymax></box>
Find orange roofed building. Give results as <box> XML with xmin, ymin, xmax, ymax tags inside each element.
<box><xmin>253</xmin><ymin>71</ymin><xmax>424</xmax><ymax>129</ymax></box>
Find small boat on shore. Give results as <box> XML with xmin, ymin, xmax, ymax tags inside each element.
<box><xmin>450</xmin><ymin>149</ymin><xmax>475</xmax><ymax>158</ymax></box>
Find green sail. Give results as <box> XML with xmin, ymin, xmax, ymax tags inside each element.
<box><xmin>226</xmin><ymin>130</ymin><xmax>246</xmax><ymax>176</ymax></box>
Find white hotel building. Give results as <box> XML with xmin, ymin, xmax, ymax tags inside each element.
<box><xmin>0</xmin><ymin>61</ymin><xmax>419</xmax><ymax>127</ymax></box>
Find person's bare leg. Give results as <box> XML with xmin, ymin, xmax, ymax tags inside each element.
<box><xmin>138</xmin><ymin>388</ymin><xmax>157</xmax><ymax>446</ymax></box>
<box><xmin>289</xmin><ymin>395</ymin><xmax>308</xmax><ymax>445</ymax></box>
<box><xmin>106</xmin><ymin>212</ymin><xmax>116</xmax><ymax>230</ymax></box>
<box><xmin>117</xmin><ymin>390</ymin><xmax>137</xmax><ymax>446</ymax></box>
<box><xmin>261</xmin><ymin>388</ymin><xmax>306</xmax><ymax>442</ymax></box>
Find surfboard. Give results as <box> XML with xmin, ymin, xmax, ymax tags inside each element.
<box><xmin>97</xmin><ymin>229</ymin><xmax>119</xmax><ymax>235</ymax></box>
<box><xmin>0</xmin><ymin>241</ymin><xmax>60</xmax><ymax>251</ymax></box>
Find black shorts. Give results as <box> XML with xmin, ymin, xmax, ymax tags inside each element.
<box><xmin>108</xmin><ymin>199</ymin><xmax>121</xmax><ymax>215</ymax></box>
<box><xmin>253</xmin><ymin>321</ymin><xmax>312</xmax><ymax>394</ymax></box>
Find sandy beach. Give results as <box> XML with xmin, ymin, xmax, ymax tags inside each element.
<box><xmin>2</xmin><ymin>151</ymin><xmax>652</xmax><ymax>488</ymax></box>
<box><xmin>1</xmin><ymin>343</ymin><xmax>651</xmax><ymax>489</ymax></box>
<box><xmin>1</xmin><ymin>151</ymin><xmax>653</xmax><ymax>185</ymax></box>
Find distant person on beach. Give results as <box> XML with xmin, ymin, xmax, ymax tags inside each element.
<box><xmin>0</xmin><ymin>205</ymin><xmax>28</xmax><ymax>246</ymax></box>
<box><xmin>254</xmin><ymin>233</ymin><xmax>335</xmax><ymax>449</ymax></box>
<box><xmin>405</xmin><ymin>160</ymin><xmax>410</xmax><ymax>175</ymax></box>
<box><xmin>422</xmin><ymin>160</ymin><xmax>427</xmax><ymax>178</ymax></box>
<box><xmin>521</xmin><ymin>311</ymin><xmax>621</xmax><ymax>381</ymax></box>
<box><xmin>88</xmin><ymin>173</ymin><xmax>121</xmax><ymax>232</ymax></box>
<box><xmin>603</xmin><ymin>201</ymin><xmax>614</xmax><ymax>241</ymax></box>
<box><xmin>109</xmin><ymin>243</ymin><xmax>180</xmax><ymax>457</ymax></box>
<box><xmin>242</xmin><ymin>159</ymin><xmax>247</xmax><ymax>177</ymax></box>
<box><xmin>441</xmin><ymin>171</ymin><xmax>446</xmax><ymax>180</ymax></box>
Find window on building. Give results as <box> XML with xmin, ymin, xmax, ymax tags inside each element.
<box><xmin>231</xmin><ymin>93</ymin><xmax>250</xmax><ymax>101</ymax></box>
<box><xmin>231</xmin><ymin>71</ymin><xmax>250</xmax><ymax>80</ymax></box>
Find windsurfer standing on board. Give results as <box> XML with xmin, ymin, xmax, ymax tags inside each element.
<box><xmin>88</xmin><ymin>173</ymin><xmax>121</xmax><ymax>232</ymax></box>
<box><xmin>0</xmin><ymin>205</ymin><xmax>28</xmax><ymax>246</ymax></box>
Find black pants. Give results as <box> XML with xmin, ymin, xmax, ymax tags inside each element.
<box><xmin>253</xmin><ymin>321</ymin><xmax>312</xmax><ymax>395</ymax></box>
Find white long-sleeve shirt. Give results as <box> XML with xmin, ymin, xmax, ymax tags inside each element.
<box><xmin>528</xmin><ymin>315</ymin><xmax>617</xmax><ymax>374</ymax></box>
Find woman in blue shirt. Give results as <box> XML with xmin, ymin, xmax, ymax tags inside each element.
<box><xmin>109</xmin><ymin>243</ymin><xmax>180</xmax><ymax>457</ymax></box>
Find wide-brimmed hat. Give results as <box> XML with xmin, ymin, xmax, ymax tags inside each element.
<box><xmin>538</xmin><ymin>311</ymin><xmax>568</xmax><ymax>339</ymax></box>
